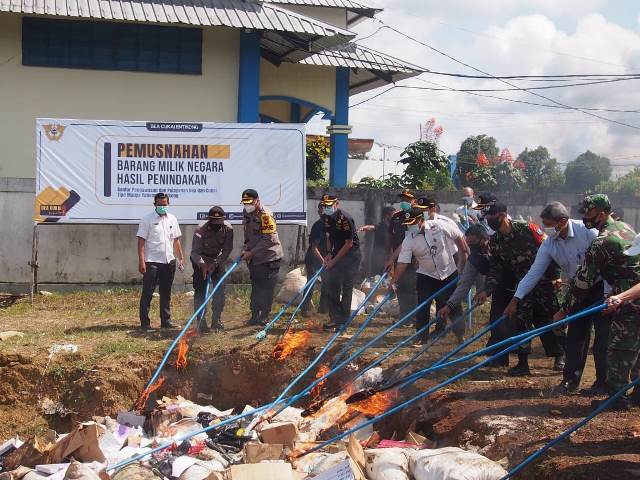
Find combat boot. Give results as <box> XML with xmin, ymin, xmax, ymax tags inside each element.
<box><xmin>508</xmin><ymin>354</ymin><xmax>531</xmax><ymax>377</ymax></box>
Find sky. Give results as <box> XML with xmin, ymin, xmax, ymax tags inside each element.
<box><xmin>308</xmin><ymin>0</ymin><xmax>640</xmax><ymax>177</ymax></box>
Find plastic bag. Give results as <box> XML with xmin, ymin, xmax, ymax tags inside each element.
<box><xmin>276</xmin><ymin>268</ymin><xmax>307</xmax><ymax>303</ymax></box>
<box><xmin>409</xmin><ymin>447</ymin><xmax>508</xmax><ymax>480</ymax></box>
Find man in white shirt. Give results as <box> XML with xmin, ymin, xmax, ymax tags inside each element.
<box><xmin>137</xmin><ymin>192</ymin><xmax>184</xmax><ymax>330</ymax></box>
<box><xmin>453</xmin><ymin>186</ymin><xmax>480</xmax><ymax>231</ymax></box>
<box><xmin>504</xmin><ymin>201</ymin><xmax>603</xmax><ymax>393</ymax></box>
<box><xmin>391</xmin><ymin>208</ymin><xmax>469</xmax><ymax>344</ymax></box>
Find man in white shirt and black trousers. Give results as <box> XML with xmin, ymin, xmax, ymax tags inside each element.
<box><xmin>136</xmin><ymin>192</ymin><xmax>185</xmax><ymax>330</ymax></box>
<box><xmin>391</xmin><ymin>207</ymin><xmax>469</xmax><ymax>344</ymax></box>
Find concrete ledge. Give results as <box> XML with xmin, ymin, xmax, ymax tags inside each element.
<box><xmin>0</xmin><ymin>177</ymin><xmax>36</xmax><ymax>193</ymax></box>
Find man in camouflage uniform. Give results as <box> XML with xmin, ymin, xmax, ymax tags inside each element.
<box><xmin>559</xmin><ymin>194</ymin><xmax>640</xmax><ymax>410</ymax></box>
<box><xmin>475</xmin><ymin>202</ymin><xmax>565</xmax><ymax>376</ymax></box>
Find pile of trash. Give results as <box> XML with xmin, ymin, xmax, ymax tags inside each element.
<box><xmin>0</xmin><ymin>387</ymin><xmax>507</xmax><ymax>480</ymax></box>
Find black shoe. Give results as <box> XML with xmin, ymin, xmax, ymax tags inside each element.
<box><xmin>199</xmin><ymin>324</ymin><xmax>212</xmax><ymax>334</ymax></box>
<box><xmin>553</xmin><ymin>355</ymin><xmax>566</xmax><ymax>371</ymax></box>
<box><xmin>161</xmin><ymin>321</ymin><xmax>179</xmax><ymax>329</ymax></box>
<box><xmin>582</xmin><ymin>380</ymin><xmax>607</xmax><ymax>396</ymax></box>
<box><xmin>323</xmin><ymin>322</ymin><xmax>340</xmax><ymax>331</ymax></box>
<box><xmin>248</xmin><ymin>317</ymin><xmax>261</xmax><ymax>326</ymax></box>
<box><xmin>591</xmin><ymin>396</ymin><xmax>632</xmax><ymax>412</ymax></box>
<box><xmin>554</xmin><ymin>380</ymin><xmax>578</xmax><ymax>395</ymax></box>
<box><xmin>212</xmin><ymin>321</ymin><xmax>224</xmax><ymax>331</ymax></box>
<box><xmin>139</xmin><ymin>324</ymin><xmax>154</xmax><ymax>332</ymax></box>
<box><xmin>487</xmin><ymin>356</ymin><xmax>509</xmax><ymax>368</ymax></box>
<box><xmin>508</xmin><ymin>362</ymin><xmax>531</xmax><ymax>377</ymax></box>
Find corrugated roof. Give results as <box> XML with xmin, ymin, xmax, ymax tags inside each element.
<box><xmin>1</xmin><ymin>0</ymin><xmax>355</xmax><ymax>61</ymax></box>
<box><xmin>300</xmin><ymin>43</ymin><xmax>425</xmax><ymax>94</ymax></box>
<box><xmin>261</xmin><ymin>0</ymin><xmax>379</xmax><ymax>11</ymax></box>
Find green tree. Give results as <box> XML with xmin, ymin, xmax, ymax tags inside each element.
<box><xmin>306</xmin><ymin>137</ymin><xmax>329</xmax><ymax>182</ymax></box>
<box><xmin>564</xmin><ymin>151</ymin><xmax>612</xmax><ymax>192</ymax></box>
<box><xmin>597</xmin><ymin>166</ymin><xmax>640</xmax><ymax>196</ymax></box>
<box><xmin>357</xmin><ymin>174</ymin><xmax>405</xmax><ymax>189</ymax></box>
<box><xmin>456</xmin><ymin>135</ymin><xmax>500</xmax><ymax>182</ymax></box>
<box><xmin>517</xmin><ymin>146</ymin><xmax>565</xmax><ymax>190</ymax></box>
<box><xmin>399</xmin><ymin>140</ymin><xmax>453</xmax><ymax>190</ymax></box>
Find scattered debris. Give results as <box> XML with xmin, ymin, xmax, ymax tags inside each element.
<box><xmin>0</xmin><ymin>331</ymin><xmax>24</xmax><ymax>341</ymax></box>
<box><xmin>40</xmin><ymin>398</ymin><xmax>74</xmax><ymax>418</ymax></box>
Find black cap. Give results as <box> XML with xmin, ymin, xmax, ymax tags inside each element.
<box><xmin>400</xmin><ymin>208</ymin><xmax>424</xmax><ymax>225</ymax></box>
<box><xmin>320</xmin><ymin>194</ymin><xmax>338</xmax><ymax>206</ymax></box>
<box><xmin>241</xmin><ymin>189</ymin><xmax>259</xmax><ymax>204</ymax></box>
<box><xmin>208</xmin><ymin>206</ymin><xmax>225</xmax><ymax>224</ymax></box>
<box><xmin>473</xmin><ymin>192</ymin><xmax>498</xmax><ymax>211</ymax></box>
<box><xmin>483</xmin><ymin>202</ymin><xmax>508</xmax><ymax>216</ymax></box>
<box><xmin>398</xmin><ymin>188</ymin><xmax>415</xmax><ymax>200</ymax></box>
<box><xmin>415</xmin><ymin>197</ymin><xmax>437</xmax><ymax>210</ymax></box>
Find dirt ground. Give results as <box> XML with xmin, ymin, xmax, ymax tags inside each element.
<box><xmin>1</xmin><ymin>289</ymin><xmax>639</xmax><ymax>478</ymax></box>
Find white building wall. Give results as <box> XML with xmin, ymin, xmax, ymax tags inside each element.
<box><xmin>0</xmin><ymin>14</ymin><xmax>240</xmax><ymax>178</ymax></box>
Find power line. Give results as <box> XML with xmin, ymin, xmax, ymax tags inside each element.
<box><xmin>376</xmin><ymin>22</ymin><xmax>640</xmax><ymax>131</ymax></box>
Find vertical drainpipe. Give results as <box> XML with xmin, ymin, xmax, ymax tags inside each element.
<box><xmin>329</xmin><ymin>66</ymin><xmax>350</xmax><ymax>187</ymax></box>
<box><xmin>237</xmin><ymin>31</ymin><xmax>261</xmax><ymax>123</ymax></box>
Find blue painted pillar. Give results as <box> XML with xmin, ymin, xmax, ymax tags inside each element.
<box><xmin>237</xmin><ymin>31</ymin><xmax>261</xmax><ymax>123</ymax></box>
<box><xmin>329</xmin><ymin>67</ymin><xmax>350</xmax><ymax>187</ymax></box>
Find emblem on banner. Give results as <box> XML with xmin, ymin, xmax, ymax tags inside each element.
<box><xmin>42</xmin><ymin>124</ymin><xmax>66</xmax><ymax>141</ymax></box>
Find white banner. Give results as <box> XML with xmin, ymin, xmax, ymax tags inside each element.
<box><xmin>35</xmin><ymin>119</ymin><xmax>307</xmax><ymax>224</ymax></box>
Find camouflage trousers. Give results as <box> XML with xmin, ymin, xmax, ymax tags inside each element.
<box><xmin>606</xmin><ymin>308</ymin><xmax>640</xmax><ymax>393</ymax></box>
<box><xmin>513</xmin><ymin>285</ymin><xmax>565</xmax><ymax>357</ymax></box>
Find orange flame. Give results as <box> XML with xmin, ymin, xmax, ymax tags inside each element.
<box><xmin>310</xmin><ymin>364</ymin><xmax>331</xmax><ymax>401</ymax></box>
<box><xmin>176</xmin><ymin>329</ymin><xmax>198</xmax><ymax>370</ymax></box>
<box><xmin>350</xmin><ymin>390</ymin><xmax>397</xmax><ymax>417</ymax></box>
<box><xmin>273</xmin><ymin>330</ymin><xmax>311</xmax><ymax>361</ymax></box>
<box><xmin>135</xmin><ymin>376</ymin><xmax>165</xmax><ymax>412</ymax></box>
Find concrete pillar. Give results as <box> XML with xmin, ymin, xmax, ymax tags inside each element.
<box><xmin>237</xmin><ymin>31</ymin><xmax>261</xmax><ymax>123</ymax></box>
<box><xmin>329</xmin><ymin>67</ymin><xmax>350</xmax><ymax>187</ymax></box>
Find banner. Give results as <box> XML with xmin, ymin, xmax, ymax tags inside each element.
<box><xmin>35</xmin><ymin>119</ymin><xmax>306</xmax><ymax>224</ymax></box>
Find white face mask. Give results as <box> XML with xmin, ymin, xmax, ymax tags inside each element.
<box><xmin>462</xmin><ymin>196</ymin><xmax>474</xmax><ymax>206</ymax></box>
<box><xmin>244</xmin><ymin>204</ymin><xmax>256</xmax><ymax>214</ymax></box>
<box><xmin>544</xmin><ymin>226</ymin><xmax>560</xmax><ymax>239</ymax></box>
<box><xmin>407</xmin><ymin>224</ymin><xmax>420</xmax><ymax>235</ymax></box>
<box><xmin>323</xmin><ymin>205</ymin><xmax>336</xmax><ymax>216</ymax></box>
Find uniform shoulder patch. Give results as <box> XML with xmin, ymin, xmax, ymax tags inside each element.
<box><xmin>528</xmin><ymin>222</ymin><xmax>545</xmax><ymax>246</ymax></box>
<box><xmin>260</xmin><ymin>213</ymin><xmax>277</xmax><ymax>234</ymax></box>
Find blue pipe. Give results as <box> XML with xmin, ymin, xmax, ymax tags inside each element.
<box><xmin>144</xmin><ymin>257</ymin><xmax>241</xmax><ymax>391</ymax></box>
<box><xmin>256</xmin><ymin>266</ymin><xmax>326</xmax><ymax>341</ymax></box>
<box><xmin>299</xmin><ymin>303</ymin><xmax>608</xmax><ymax>457</ymax></box>
<box><xmin>399</xmin><ymin>304</ymin><xmax>604</xmax><ymax>388</ymax></box>
<box><xmin>279</xmin><ymin>265</ymin><xmax>330</xmax><ymax>334</ymax></box>
<box><xmin>501</xmin><ymin>376</ymin><xmax>640</xmax><ymax>479</ymax></box>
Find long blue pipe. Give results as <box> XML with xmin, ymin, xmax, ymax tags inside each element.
<box><xmin>383</xmin><ymin>304</ymin><xmax>481</xmax><ymax>387</ymax></box>
<box><xmin>501</xmin><ymin>377</ymin><xmax>640</xmax><ymax>479</ymax></box>
<box><xmin>256</xmin><ymin>266</ymin><xmax>326</xmax><ymax>341</ymax></box>
<box><xmin>299</xmin><ymin>303</ymin><xmax>608</xmax><ymax>457</ymax></box>
<box><xmin>279</xmin><ymin>265</ymin><xmax>330</xmax><ymax>335</ymax></box>
<box><xmin>144</xmin><ymin>257</ymin><xmax>241</xmax><ymax>390</ymax></box>
<box><xmin>108</xmin><ymin>271</ymin><xmax>386</xmax><ymax>472</ymax></box>
<box><xmin>398</xmin><ymin>304</ymin><xmax>604</xmax><ymax>388</ymax></box>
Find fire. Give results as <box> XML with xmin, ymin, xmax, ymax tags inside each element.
<box><xmin>350</xmin><ymin>390</ymin><xmax>396</xmax><ymax>417</ymax></box>
<box><xmin>176</xmin><ymin>329</ymin><xmax>198</xmax><ymax>370</ymax></box>
<box><xmin>273</xmin><ymin>330</ymin><xmax>311</xmax><ymax>361</ymax></box>
<box><xmin>310</xmin><ymin>364</ymin><xmax>331</xmax><ymax>401</ymax></box>
<box><xmin>135</xmin><ymin>376</ymin><xmax>165</xmax><ymax>412</ymax></box>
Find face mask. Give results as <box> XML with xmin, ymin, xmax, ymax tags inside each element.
<box><xmin>543</xmin><ymin>226</ymin><xmax>560</xmax><ymax>239</ymax></box>
<box><xmin>462</xmin><ymin>196</ymin><xmax>474</xmax><ymax>206</ymax></box>
<box><xmin>155</xmin><ymin>205</ymin><xmax>168</xmax><ymax>215</ymax></box>
<box><xmin>583</xmin><ymin>214</ymin><xmax>603</xmax><ymax>230</ymax></box>
<box><xmin>209</xmin><ymin>222</ymin><xmax>223</xmax><ymax>231</ymax></box>
<box><xmin>486</xmin><ymin>215</ymin><xmax>502</xmax><ymax>231</ymax></box>
<box><xmin>323</xmin><ymin>205</ymin><xmax>336</xmax><ymax>216</ymax></box>
<box><xmin>244</xmin><ymin>205</ymin><xmax>256</xmax><ymax>214</ymax></box>
<box><xmin>399</xmin><ymin>201</ymin><xmax>411</xmax><ymax>211</ymax></box>
<box><xmin>407</xmin><ymin>224</ymin><xmax>420</xmax><ymax>235</ymax></box>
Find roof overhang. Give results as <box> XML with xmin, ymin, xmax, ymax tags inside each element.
<box><xmin>259</xmin><ymin>0</ymin><xmax>381</xmax><ymax>26</ymax></box>
<box><xmin>299</xmin><ymin>43</ymin><xmax>425</xmax><ymax>95</ymax></box>
<box><xmin>1</xmin><ymin>0</ymin><xmax>355</xmax><ymax>63</ymax></box>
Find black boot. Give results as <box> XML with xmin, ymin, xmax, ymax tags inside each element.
<box><xmin>553</xmin><ymin>354</ymin><xmax>566</xmax><ymax>371</ymax></box>
<box><xmin>591</xmin><ymin>396</ymin><xmax>632</xmax><ymax>412</ymax></box>
<box><xmin>212</xmin><ymin>318</ymin><xmax>224</xmax><ymax>331</ymax></box>
<box><xmin>508</xmin><ymin>354</ymin><xmax>531</xmax><ymax>377</ymax></box>
<box><xmin>554</xmin><ymin>379</ymin><xmax>578</xmax><ymax>395</ymax></box>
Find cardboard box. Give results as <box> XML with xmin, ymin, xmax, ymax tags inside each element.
<box><xmin>242</xmin><ymin>442</ymin><xmax>283</xmax><ymax>463</ymax></box>
<box><xmin>258</xmin><ymin>422</ymin><xmax>298</xmax><ymax>447</ymax></box>
<box><xmin>230</xmin><ymin>463</ymin><xmax>295</xmax><ymax>480</ymax></box>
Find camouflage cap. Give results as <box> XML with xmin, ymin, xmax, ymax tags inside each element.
<box><xmin>578</xmin><ymin>193</ymin><xmax>611</xmax><ymax>214</ymax></box>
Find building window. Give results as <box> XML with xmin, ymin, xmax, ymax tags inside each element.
<box><xmin>22</xmin><ymin>17</ymin><xmax>202</xmax><ymax>75</ymax></box>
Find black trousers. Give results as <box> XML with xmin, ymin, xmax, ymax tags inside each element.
<box><xmin>485</xmin><ymin>286</ymin><xmax>514</xmax><ymax>365</ymax></box>
<box><xmin>564</xmin><ymin>312</ymin><xmax>609</xmax><ymax>386</ymax></box>
<box><xmin>396</xmin><ymin>263</ymin><xmax>418</xmax><ymax>326</ymax></box>
<box><xmin>327</xmin><ymin>252</ymin><xmax>362</xmax><ymax>325</ymax></box>
<box><xmin>301</xmin><ymin>260</ymin><xmax>329</xmax><ymax>314</ymax></box>
<box><xmin>415</xmin><ymin>272</ymin><xmax>461</xmax><ymax>342</ymax></box>
<box><xmin>192</xmin><ymin>261</ymin><xmax>226</xmax><ymax>328</ymax></box>
<box><xmin>139</xmin><ymin>260</ymin><xmax>176</xmax><ymax>327</ymax></box>
<box><xmin>249</xmin><ymin>260</ymin><xmax>281</xmax><ymax>322</ymax></box>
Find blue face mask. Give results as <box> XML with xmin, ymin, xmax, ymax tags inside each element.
<box><xmin>399</xmin><ymin>201</ymin><xmax>411</xmax><ymax>211</ymax></box>
<box><xmin>323</xmin><ymin>205</ymin><xmax>336</xmax><ymax>216</ymax></box>
<box><xmin>407</xmin><ymin>224</ymin><xmax>420</xmax><ymax>235</ymax></box>
<box><xmin>155</xmin><ymin>205</ymin><xmax>168</xmax><ymax>215</ymax></box>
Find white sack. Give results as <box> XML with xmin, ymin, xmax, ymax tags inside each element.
<box><xmin>276</xmin><ymin>268</ymin><xmax>307</xmax><ymax>303</ymax></box>
<box><xmin>365</xmin><ymin>448</ymin><xmax>410</xmax><ymax>480</ymax></box>
<box><xmin>409</xmin><ymin>447</ymin><xmax>508</xmax><ymax>480</ymax></box>
<box><xmin>351</xmin><ymin>289</ymin><xmax>367</xmax><ymax>314</ymax></box>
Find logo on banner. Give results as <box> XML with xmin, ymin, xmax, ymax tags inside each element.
<box><xmin>42</xmin><ymin>124</ymin><xmax>66</xmax><ymax>141</ymax></box>
<box><xmin>34</xmin><ymin>186</ymin><xmax>81</xmax><ymax>223</ymax></box>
